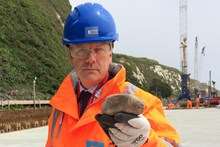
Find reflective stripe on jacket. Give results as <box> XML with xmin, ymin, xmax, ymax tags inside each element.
<box><xmin>46</xmin><ymin>65</ymin><xmax>180</xmax><ymax>147</ymax></box>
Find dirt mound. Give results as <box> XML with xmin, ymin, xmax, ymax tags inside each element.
<box><xmin>0</xmin><ymin>107</ymin><xmax>51</xmax><ymax>133</ymax></box>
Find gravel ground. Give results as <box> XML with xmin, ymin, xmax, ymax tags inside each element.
<box><xmin>0</xmin><ymin>108</ymin><xmax>219</xmax><ymax>147</ymax></box>
<box><xmin>0</xmin><ymin>108</ymin><xmax>50</xmax><ymax>133</ymax></box>
<box><xmin>166</xmin><ymin>107</ymin><xmax>220</xmax><ymax>147</ymax></box>
<box><xmin>0</xmin><ymin>127</ymin><xmax>47</xmax><ymax>147</ymax></box>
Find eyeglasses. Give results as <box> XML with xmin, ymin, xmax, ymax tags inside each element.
<box><xmin>69</xmin><ymin>44</ymin><xmax>111</xmax><ymax>59</ymax></box>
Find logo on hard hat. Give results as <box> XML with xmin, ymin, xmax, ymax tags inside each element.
<box><xmin>85</xmin><ymin>27</ymin><xmax>99</xmax><ymax>37</ymax></box>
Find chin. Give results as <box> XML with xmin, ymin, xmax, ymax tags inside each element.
<box><xmin>81</xmin><ymin>74</ymin><xmax>100</xmax><ymax>82</ymax></box>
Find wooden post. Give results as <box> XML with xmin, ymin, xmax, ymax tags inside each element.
<box><xmin>7</xmin><ymin>99</ymin><xmax>10</xmax><ymax>110</ymax></box>
<box><xmin>38</xmin><ymin>99</ymin><xmax>41</xmax><ymax>108</ymax></box>
<box><xmin>33</xmin><ymin>77</ymin><xmax>37</xmax><ymax>109</ymax></box>
<box><xmin>1</xmin><ymin>98</ymin><xmax>3</xmax><ymax>109</ymax></box>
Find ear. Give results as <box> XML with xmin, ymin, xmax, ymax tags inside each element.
<box><xmin>110</xmin><ymin>52</ymin><xmax>112</xmax><ymax>63</ymax></box>
<box><xmin>109</xmin><ymin>42</ymin><xmax>114</xmax><ymax>58</ymax></box>
<box><xmin>68</xmin><ymin>50</ymin><xmax>75</xmax><ymax>68</ymax></box>
<box><xmin>109</xmin><ymin>46</ymin><xmax>113</xmax><ymax>57</ymax></box>
<box><xmin>67</xmin><ymin>48</ymin><xmax>73</xmax><ymax>62</ymax></box>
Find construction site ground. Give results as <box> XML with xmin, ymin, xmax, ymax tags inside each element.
<box><xmin>0</xmin><ymin>107</ymin><xmax>220</xmax><ymax>147</ymax></box>
<box><xmin>0</xmin><ymin>107</ymin><xmax>51</xmax><ymax>133</ymax></box>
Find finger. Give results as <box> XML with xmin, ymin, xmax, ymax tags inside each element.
<box><xmin>114</xmin><ymin>112</ymin><xmax>138</xmax><ymax>123</ymax></box>
<box><xmin>114</xmin><ymin>123</ymin><xmax>140</xmax><ymax>136</ymax></box>
<box><xmin>95</xmin><ymin>114</ymin><xmax>116</xmax><ymax>128</ymax></box>
<box><xmin>128</xmin><ymin>114</ymin><xmax>150</xmax><ymax>129</ymax></box>
<box><xmin>109</xmin><ymin>131</ymin><xmax>124</xmax><ymax>145</ymax></box>
<box><xmin>109</xmin><ymin>128</ymin><xmax>132</xmax><ymax>141</ymax></box>
<box><xmin>109</xmin><ymin>131</ymin><xmax>138</xmax><ymax>147</ymax></box>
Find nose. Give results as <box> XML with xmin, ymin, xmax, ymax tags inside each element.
<box><xmin>85</xmin><ymin>50</ymin><xmax>96</xmax><ymax>63</ymax></box>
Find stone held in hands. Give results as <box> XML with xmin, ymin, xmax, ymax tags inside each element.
<box><xmin>101</xmin><ymin>94</ymin><xmax>145</xmax><ymax>115</ymax></box>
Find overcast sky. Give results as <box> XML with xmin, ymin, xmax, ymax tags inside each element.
<box><xmin>69</xmin><ymin>0</ymin><xmax>220</xmax><ymax>89</ymax></box>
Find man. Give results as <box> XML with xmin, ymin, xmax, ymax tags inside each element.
<box><xmin>186</xmin><ymin>99</ymin><xmax>192</xmax><ymax>109</ymax></box>
<box><xmin>46</xmin><ymin>2</ymin><xmax>180</xmax><ymax>147</ymax></box>
<box><xmin>195</xmin><ymin>97</ymin><xmax>200</xmax><ymax>109</ymax></box>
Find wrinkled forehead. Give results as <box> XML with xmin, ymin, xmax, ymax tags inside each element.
<box><xmin>69</xmin><ymin>42</ymin><xmax>110</xmax><ymax>49</ymax></box>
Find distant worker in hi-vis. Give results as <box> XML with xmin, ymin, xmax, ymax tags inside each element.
<box><xmin>45</xmin><ymin>2</ymin><xmax>180</xmax><ymax>147</ymax></box>
<box><xmin>186</xmin><ymin>99</ymin><xmax>192</xmax><ymax>109</ymax></box>
<box><xmin>195</xmin><ymin>97</ymin><xmax>200</xmax><ymax>109</ymax></box>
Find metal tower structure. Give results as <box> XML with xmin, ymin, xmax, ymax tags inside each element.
<box><xmin>194</xmin><ymin>36</ymin><xmax>198</xmax><ymax>81</ymax></box>
<box><xmin>179</xmin><ymin>0</ymin><xmax>191</xmax><ymax>100</ymax></box>
<box><xmin>193</xmin><ymin>36</ymin><xmax>200</xmax><ymax>97</ymax></box>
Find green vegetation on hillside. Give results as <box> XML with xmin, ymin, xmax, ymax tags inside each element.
<box><xmin>113</xmin><ymin>53</ymin><xmax>181</xmax><ymax>97</ymax></box>
<box><xmin>1</xmin><ymin>0</ymin><xmax>195</xmax><ymax>100</ymax></box>
<box><xmin>0</xmin><ymin>0</ymin><xmax>71</xmax><ymax>99</ymax></box>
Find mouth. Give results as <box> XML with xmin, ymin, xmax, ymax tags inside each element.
<box><xmin>82</xmin><ymin>68</ymin><xmax>98</xmax><ymax>71</ymax></box>
<box><xmin>81</xmin><ymin>68</ymin><xmax>100</xmax><ymax>73</ymax></box>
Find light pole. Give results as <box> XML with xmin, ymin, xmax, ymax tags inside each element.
<box><xmin>33</xmin><ymin>76</ymin><xmax>37</xmax><ymax>109</ymax></box>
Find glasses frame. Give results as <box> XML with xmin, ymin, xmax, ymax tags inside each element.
<box><xmin>69</xmin><ymin>42</ymin><xmax>113</xmax><ymax>59</ymax></box>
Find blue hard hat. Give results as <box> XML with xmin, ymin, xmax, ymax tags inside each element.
<box><xmin>63</xmin><ymin>2</ymin><xmax>118</xmax><ymax>45</ymax></box>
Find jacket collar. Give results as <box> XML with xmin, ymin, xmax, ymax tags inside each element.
<box><xmin>50</xmin><ymin>64</ymin><xmax>126</xmax><ymax>121</ymax></box>
<box><xmin>50</xmin><ymin>74</ymin><xmax>79</xmax><ymax>119</ymax></box>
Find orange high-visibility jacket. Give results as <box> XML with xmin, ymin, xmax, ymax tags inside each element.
<box><xmin>46</xmin><ymin>65</ymin><xmax>180</xmax><ymax>147</ymax></box>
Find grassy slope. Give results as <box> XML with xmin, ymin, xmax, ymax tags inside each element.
<box><xmin>0</xmin><ymin>0</ymin><xmax>71</xmax><ymax>99</ymax></box>
<box><xmin>113</xmin><ymin>53</ymin><xmax>181</xmax><ymax>96</ymax></box>
<box><xmin>1</xmin><ymin>0</ymin><xmax>208</xmax><ymax>99</ymax></box>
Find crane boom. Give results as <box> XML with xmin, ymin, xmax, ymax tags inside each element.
<box><xmin>194</xmin><ymin>36</ymin><xmax>198</xmax><ymax>81</ymax></box>
<box><xmin>179</xmin><ymin>0</ymin><xmax>191</xmax><ymax>100</ymax></box>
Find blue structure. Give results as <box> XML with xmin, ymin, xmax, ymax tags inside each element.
<box><xmin>178</xmin><ymin>73</ymin><xmax>191</xmax><ymax>100</ymax></box>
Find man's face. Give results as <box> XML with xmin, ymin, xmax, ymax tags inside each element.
<box><xmin>69</xmin><ymin>42</ymin><xmax>112</xmax><ymax>88</ymax></box>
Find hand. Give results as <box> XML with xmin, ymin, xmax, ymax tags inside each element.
<box><xmin>109</xmin><ymin>114</ymin><xmax>150</xmax><ymax>147</ymax></box>
<box><xmin>95</xmin><ymin>114</ymin><xmax>117</xmax><ymax>136</ymax></box>
<box><xmin>95</xmin><ymin>112</ymin><xmax>138</xmax><ymax>136</ymax></box>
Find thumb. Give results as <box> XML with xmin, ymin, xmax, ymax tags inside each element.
<box><xmin>128</xmin><ymin>114</ymin><xmax>150</xmax><ymax>129</ymax></box>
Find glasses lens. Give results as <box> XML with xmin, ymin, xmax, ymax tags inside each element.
<box><xmin>70</xmin><ymin>43</ymin><xmax>110</xmax><ymax>59</ymax></box>
<box><xmin>71</xmin><ymin>48</ymin><xmax>90</xmax><ymax>59</ymax></box>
